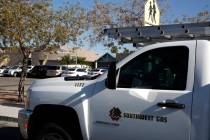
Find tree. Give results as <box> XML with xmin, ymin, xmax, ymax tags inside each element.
<box><xmin>0</xmin><ymin>0</ymin><xmax>87</xmax><ymax>101</ymax></box>
<box><xmin>77</xmin><ymin>57</ymin><xmax>92</xmax><ymax>67</ymax></box>
<box><xmin>59</xmin><ymin>55</ymin><xmax>92</xmax><ymax>67</ymax></box>
<box><xmin>0</xmin><ymin>55</ymin><xmax>10</xmax><ymax>66</ymax></box>
<box><xmin>173</xmin><ymin>10</ymin><xmax>210</xmax><ymax>23</ymax></box>
<box><xmin>59</xmin><ymin>55</ymin><xmax>74</xmax><ymax>65</ymax></box>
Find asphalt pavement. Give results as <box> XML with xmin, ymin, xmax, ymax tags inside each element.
<box><xmin>0</xmin><ymin>77</ymin><xmax>32</xmax><ymax>140</ymax></box>
<box><xmin>0</xmin><ymin>77</ymin><xmax>35</xmax><ymax>92</ymax></box>
<box><xmin>0</xmin><ymin>121</ymin><xmax>21</xmax><ymax>140</ymax></box>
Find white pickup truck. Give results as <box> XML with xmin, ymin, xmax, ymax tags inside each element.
<box><xmin>18</xmin><ymin>22</ymin><xmax>210</xmax><ymax>140</ymax></box>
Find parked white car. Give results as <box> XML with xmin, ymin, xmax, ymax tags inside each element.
<box><xmin>61</xmin><ymin>68</ymin><xmax>88</xmax><ymax>77</ymax></box>
<box><xmin>46</xmin><ymin>65</ymin><xmax>68</xmax><ymax>77</ymax></box>
<box><xmin>88</xmin><ymin>68</ymin><xmax>108</xmax><ymax>77</ymax></box>
<box><xmin>16</xmin><ymin>65</ymin><xmax>34</xmax><ymax>77</ymax></box>
<box><xmin>0</xmin><ymin>66</ymin><xmax>7</xmax><ymax>76</ymax></box>
<box><xmin>27</xmin><ymin>65</ymin><xmax>34</xmax><ymax>73</ymax></box>
<box><xmin>3</xmin><ymin>65</ymin><xmax>22</xmax><ymax>77</ymax></box>
<box><xmin>84</xmin><ymin>68</ymin><xmax>90</xmax><ymax>73</ymax></box>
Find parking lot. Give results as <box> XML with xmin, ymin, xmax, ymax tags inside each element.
<box><xmin>0</xmin><ymin>121</ymin><xmax>20</xmax><ymax>140</ymax></box>
<box><xmin>0</xmin><ymin>77</ymin><xmax>28</xmax><ymax>140</ymax></box>
<box><xmin>0</xmin><ymin>77</ymin><xmax>35</xmax><ymax>92</ymax></box>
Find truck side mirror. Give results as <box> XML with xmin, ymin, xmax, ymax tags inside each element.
<box><xmin>106</xmin><ymin>62</ymin><xmax>116</xmax><ymax>89</ymax></box>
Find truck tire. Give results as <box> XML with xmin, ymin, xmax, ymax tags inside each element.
<box><xmin>35</xmin><ymin>123</ymin><xmax>73</xmax><ymax>140</ymax></box>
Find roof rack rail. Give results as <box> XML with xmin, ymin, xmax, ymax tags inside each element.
<box><xmin>103</xmin><ymin>22</ymin><xmax>210</xmax><ymax>47</ymax></box>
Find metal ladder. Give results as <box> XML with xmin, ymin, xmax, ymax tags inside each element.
<box><xmin>103</xmin><ymin>22</ymin><xmax>210</xmax><ymax>47</ymax></box>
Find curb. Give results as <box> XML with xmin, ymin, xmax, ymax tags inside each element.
<box><xmin>0</xmin><ymin>115</ymin><xmax>18</xmax><ymax>123</ymax></box>
<box><xmin>0</xmin><ymin>103</ymin><xmax>23</xmax><ymax>123</ymax></box>
<box><xmin>0</xmin><ymin>102</ymin><xmax>24</xmax><ymax>108</ymax></box>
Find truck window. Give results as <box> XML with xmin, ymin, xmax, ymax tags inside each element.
<box><xmin>117</xmin><ymin>47</ymin><xmax>189</xmax><ymax>90</ymax></box>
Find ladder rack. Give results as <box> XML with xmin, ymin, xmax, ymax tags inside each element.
<box><xmin>103</xmin><ymin>22</ymin><xmax>210</xmax><ymax>47</ymax></box>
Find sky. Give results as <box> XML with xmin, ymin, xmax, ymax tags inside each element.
<box><xmin>163</xmin><ymin>0</ymin><xmax>210</xmax><ymax>23</ymax></box>
<box><xmin>53</xmin><ymin>0</ymin><xmax>210</xmax><ymax>55</ymax></box>
<box><xmin>53</xmin><ymin>0</ymin><xmax>210</xmax><ymax>20</ymax></box>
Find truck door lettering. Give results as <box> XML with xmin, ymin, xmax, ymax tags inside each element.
<box><xmin>123</xmin><ymin>113</ymin><xmax>154</xmax><ymax>121</ymax></box>
<box><xmin>109</xmin><ymin>107</ymin><xmax>167</xmax><ymax>123</ymax></box>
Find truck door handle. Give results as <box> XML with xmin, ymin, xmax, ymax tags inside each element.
<box><xmin>157</xmin><ymin>100</ymin><xmax>185</xmax><ymax>109</ymax></box>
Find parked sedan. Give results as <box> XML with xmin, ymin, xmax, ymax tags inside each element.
<box><xmin>3</xmin><ymin>65</ymin><xmax>22</xmax><ymax>77</ymax></box>
<box><xmin>61</xmin><ymin>68</ymin><xmax>88</xmax><ymax>77</ymax></box>
<box><xmin>0</xmin><ymin>66</ymin><xmax>7</xmax><ymax>76</ymax></box>
<box><xmin>88</xmin><ymin>68</ymin><xmax>108</xmax><ymax>77</ymax></box>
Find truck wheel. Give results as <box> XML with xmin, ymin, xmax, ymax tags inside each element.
<box><xmin>35</xmin><ymin>123</ymin><xmax>72</xmax><ymax>140</ymax></box>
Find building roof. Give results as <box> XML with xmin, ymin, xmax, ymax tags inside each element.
<box><xmin>96</xmin><ymin>53</ymin><xmax>116</xmax><ymax>62</ymax></box>
<box><xmin>68</xmin><ymin>47</ymin><xmax>99</xmax><ymax>62</ymax></box>
<box><xmin>40</xmin><ymin>45</ymin><xmax>100</xmax><ymax>62</ymax></box>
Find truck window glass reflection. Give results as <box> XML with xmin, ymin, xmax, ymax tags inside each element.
<box><xmin>117</xmin><ymin>47</ymin><xmax>189</xmax><ymax>90</ymax></box>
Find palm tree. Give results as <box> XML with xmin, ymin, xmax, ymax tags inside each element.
<box><xmin>59</xmin><ymin>55</ymin><xmax>74</xmax><ymax>65</ymax></box>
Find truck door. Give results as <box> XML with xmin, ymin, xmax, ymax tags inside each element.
<box><xmin>90</xmin><ymin>41</ymin><xmax>195</xmax><ymax>140</ymax></box>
